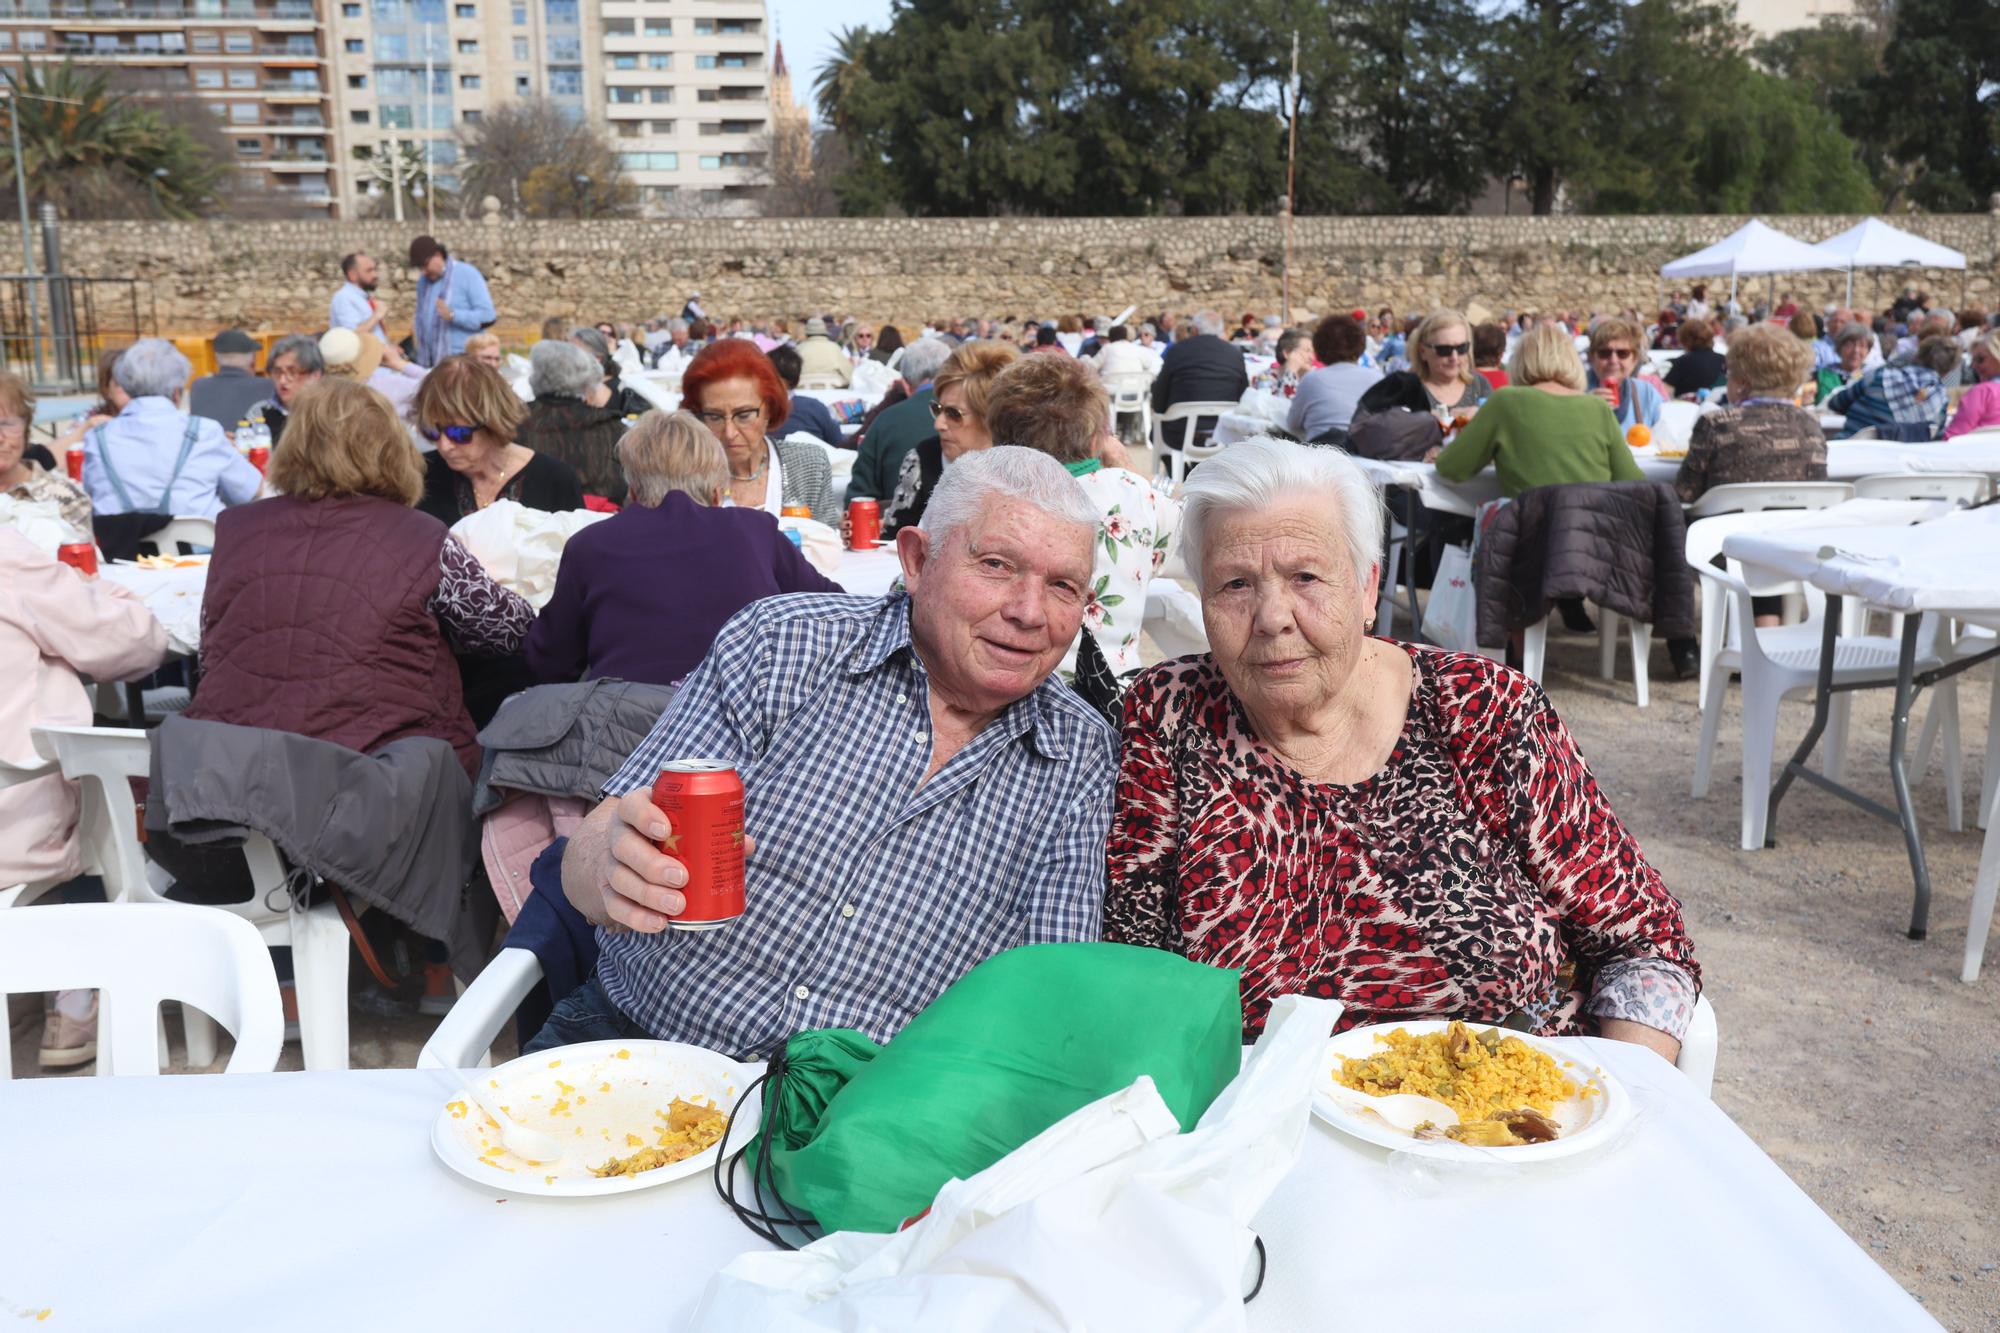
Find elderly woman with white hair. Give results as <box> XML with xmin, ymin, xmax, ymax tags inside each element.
<box><xmin>517</xmin><ymin>339</ymin><xmax>631</xmax><ymax>503</ymax></box>
<box><xmin>243</xmin><ymin>332</ymin><xmax>324</xmax><ymax>446</ymax></box>
<box><xmin>1103</xmin><ymin>437</ymin><xmax>1701</xmax><ymax>1053</ymax></box>
<box><xmin>82</xmin><ymin>337</ymin><xmax>262</xmax><ymax>519</ymax></box>
<box><xmin>524</xmin><ymin>410</ymin><xmax>839</xmax><ymax>685</ymax></box>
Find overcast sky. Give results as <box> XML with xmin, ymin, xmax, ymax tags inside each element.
<box><xmin>769</xmin><ymin>0</ymin><xmax>893</xmax><ymax>118</ymax></box>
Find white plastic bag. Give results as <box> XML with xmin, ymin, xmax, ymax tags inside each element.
<box><xmin>448</xmin><ymin>499</ymin><xmax>612</xmax><ymax>610</ymax></box>
<box><xmin>689</xmin><ymin>994</ymin><xmax>1340</xmax><ymax>1333</ymax></box>
<box><xmin>0</xmin><ymin>495</ymin><xmax>76</xmax><ymax>556</ymax></box>
<box><xmin>1423</xmin><ymin>541</ymin><xmax>1480</xmax><ymax>653</ymax></box>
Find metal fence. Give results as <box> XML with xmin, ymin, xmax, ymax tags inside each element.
<box><xmin>0</xmin><ymin>275</ymin><xmax>155</xmax><ymax>394</ymax></box>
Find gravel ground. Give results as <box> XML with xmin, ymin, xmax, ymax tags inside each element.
<box><xmin>10</xmin><ymin>616</ymin><xmax>1997</xmax><ymax>1328</ymax></box>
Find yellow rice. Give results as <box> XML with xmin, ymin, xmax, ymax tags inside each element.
<box><xmin>1334</xmin><ymin>1022</ymin><xmax>1588</xmax><ymax>1122</ymax></box>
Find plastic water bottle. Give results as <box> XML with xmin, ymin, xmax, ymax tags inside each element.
<box><xmin>249</xmin><ymin>418</ymin><xmax>272</xmax><ymax>453</ymax></box>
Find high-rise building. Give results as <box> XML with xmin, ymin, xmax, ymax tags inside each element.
<box><xmin>0</xmin><ymin>0</ymin><xmax>339</xmax><ymax>214</ymax></box>
<box><xmin>1733</xmin><ymin>0</ymin><xmax>1855</xmax><ymax>38</ymax></box>
<box><xmin>597</xmin><ymin>0</ymin><xmax>771</xmax><ymax>215</ymax></box>
<box><xmin>326</xmin><ymin>0</ymin><xmax>602</xmax><ymax>219</ymax></box>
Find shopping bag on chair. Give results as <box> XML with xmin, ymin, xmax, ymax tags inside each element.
<box><xmin>1423</xmin><ymin>541</ymin><xmax>1479</xmax><ymax>653</ymax></box>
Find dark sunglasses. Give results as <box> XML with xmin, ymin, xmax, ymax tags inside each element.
<box><xmin>420</xmin><ymin>423</ymin><xmax>478</xmax><ymax>445</ymax></box>
<box><xmin>1428</xmin><ymin>341</ymin><xmax>1470</xmax><ymax>357</ymax></box>
<box><xmin>1594</xmin><ymin>346</ymin><xmax>1637</xmax><ymax>360</ymax></box>
<box><xmin>927</xmin><ymin>399</ymin><xmax>968</xmax><ymax>424</ymax></box>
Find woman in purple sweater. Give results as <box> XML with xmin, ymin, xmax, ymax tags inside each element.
<box><xmin>524</xmin><ymin>411</ymin><xmax>841</xmax><ymax>686</ymax></box>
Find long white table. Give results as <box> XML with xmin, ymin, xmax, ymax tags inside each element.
<box><xmin>0</xmin><ymin>1040</ymin><xmax>1935</xmax><ymax>1330</ymax></box>
<box><xmin>99</xmin><ymin>560</ymin><xmax>205</xmax><ymax>657</ymax></box>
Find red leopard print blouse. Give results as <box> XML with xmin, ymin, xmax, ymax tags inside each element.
<box><xmin>1103</xmin><ymin>642</ymin><xmax>1701</xmax><ymax>1039</ymax></box>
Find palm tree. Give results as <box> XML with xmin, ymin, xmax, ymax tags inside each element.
<box><xmin>0</xmin><ymin>60</ymin><xmax>230</xmax><ymax>220</ymax></box>
<box><xmin>812</xmin><ymin>26</ymin><xmax>875</xmax><ymax>130</ymax></box>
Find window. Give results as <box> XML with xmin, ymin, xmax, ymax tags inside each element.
<box><xmin>701</xmin><ymin>189</ymin><xmax>724</xmax><ymax>203</ymax></box>
<box><xmin>224</xmin><ymin>30</ymin><xmax>251</xmax><ymax>52</ymax></box>
<box><xmin>342</xmin><ymin>2</ymin><xmax>360</xmax><ymax>13</ymax></box>
<box><xmin>694</xmin><ymin>18</ymin><xmax>711</xmax><ymax>34</ymax></box>
<box><xmin>544</xmin><ymin>0</ymin><xmax>577</xmax><ymax>23</ymax></box>
<box><xmin>699</xmin><ymin>122</ymin><xmax>720</xmax><ymax>136</ymax></box>
<box><xmin>697</xmin><ymin>89</ymin><xmax>717</xmax><ymax>103</ymax></box>
<box><xmin>344</xmin><ymin>38</ymin><xmax>364</xmax><ymax>53</ymax></box>
<box><xmin>611</xmin><ymin>54</ymin><xmax>636</xmax><ymax>70</ymax></box>
<box><xmin>376</xmin><ymin>68</ymin><xmax>411</xmax><ymax>94</ymax></box>
<box><xmin>455</xmin><ymin>2</ymin><xmax>476</xmax><ymax>15</ymax></box>
<box><xmin>717</xmin><ymin>54</ymin><xmax>752</xmax><ymax>68</ymax></box>
<box><xmin>461</xmin><ymin>110</ymin><xmax>481</xmax><ymax>123</ymax></box>
<box><xmin>457</xmin><ymin>39</ymin><xmax>478</xmax><ymax>53</ymax></box>
<box><xmin>651</xmin><ymin>119</ymin><xmax>675</xmax><ymax>134</ymax></box>
<box><xmin>699</xmin><ymin>155</ymin><xmax>720</xmax><ymax>170</ymax></box>
<box><xmin>230</xmin><ymin>103</ymin><xmax>258</xmax><ymax>122</ymax></box>
<box><xmin>16</xmin><ymin>31</ymin><xmax>44</xmax><ymax>51</ymax></box>
<box><xmin>721</xmin><ymin>119</ymin><xmax>761</xmax><ymax>134</ymax></box>
<box><xmin>347</xmin><ymin>74</ymin><xmax>366</xmax><ymax>89</ymax></box>
<box><xmin>511</xmin><ymin>3</ymin><xmax>526</xmax><ymax>23</ymax></box>
<box><xmin>546</xmin><ymin>35</ymin><xmax>579</xmax><ymax>61</ymax></box>
<box><xmin>648</xmin><ymin>186</ymin><xmax>677</xmax><ymax>201</ymax></box>
<box><xmin>643</xmin><ymin>19</ymin><xmax>670</xmax><ymax>36</ymax></box>
<box><xmin>427</xmin><ymin>68</ymin><xmax>450</xmax><ymax>95</ymax></box>
<box><xmin>648</xmin><ymin>54</ymin><xmax>670</xmax><ymax>70</ymax></box>
<box><xmin>601</xmin><ymin>18</ymin><xmax>631</xmax><ymax>35</ymax></box>
<box><xmin>616</xmin><ymin>122</ymin><xmax>640</xmax><ymax>138</ymax></box>
<box><xmin>695</xmin><ymin>54</ymin><xmax>714</xmax><ymax>70</ymax></box>
<box><xmin>227</xmin><ymin>69</ymin><xmax>256</xmax><ymax>88</ymax></box>
<box><xmin>717</xmin><ymin>19</ymin><xmax>753</xmax><ymax>33</ymax></box>
<box><xmin>619</xmin><ymin>151</ymin><xmax>678</xmax><ymax>171</ymax></box>
<box><xmin>548</xmin><ymin>67</ymin><xmax>581</xmax><ymax>95</ymax></box>
<box><xmin>371</xmin><ymin>0</ymin><xmax>406</xmax><ymax>17</ymax></box>
<box><xmin>191</xmin><ymin>30</ymin><xmax>219</xmax><ymax>51</ymax></box>
<box><xmin>235</xmin><ymin>138</ymin><xmax>263</xmax><ymax>156</ymax></box>
<box><xmin>720</xmin><ymin>152</ymin><xmax>755</xmax><ymax>167</ymax></box>
<box><xmin>195</xmin><ymin>69</ymin><xmax>222</xmax><ymax>87</ymax></box>
<box><xmin>378</xmin><ymin>104</ymin><xmax>412</xmax><ymax>128</ymax></box>
<box><xmin>514</xmin><ymin>74</ymin><xmax>531</xmax><ymax>93</ymax></box>
<box><xmin>649</xmin><ymin>88</ymin><xmax>671</xmax><ymax>104</ymax></box>
<box><xmin>350</xmin><ymin>109</ymin><xmax>370</xmax><ymax>123</ymax></box>
<box><xmin>512</xmin><ymin>38</ymin><xmax>527</xmax><ymax>60</ymax></box>
<box><xmin>608</xmin><ymin>86</ymin><xmax>642</xmax><ymax>104</ymax></box>
<box><xmin>458</xmin><ymin>74</ymin><xmax>479</xmax><ymax>89</ymax></box>
<box><xmin>416</xmin><ymin>0</ymin><xmax>446</xmax><ymax>20</ymax></box>
<box><xmin>207</xmin><ymin>103</ymin><xmax>228</xmax><ymax>118</ymax></box>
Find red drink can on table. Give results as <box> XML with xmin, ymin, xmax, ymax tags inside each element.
<box><xmin>248</xmin><ymin>444</ymin><xmax>270</xmax><ymax>473</ymax></box>
<box><xmin>649</xmin><ymin>759</ymin><xmax>746</xmax><ymax>931</ymax></box>
<box><xmin>847</xmin><ymin>497</ymin><xmax>880</xmax><ymax>551</ymax></box>
<box><xmin>64</xmin><ymin>447</ymin><xmax>83</xmax><ymax>482</ymax></box>
<box><xmin>56</xmin><ymin>542</ymin><xmax>97</xmax><ymax>576</ymax></box>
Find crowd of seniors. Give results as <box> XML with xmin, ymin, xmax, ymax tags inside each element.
<box><xmin>29</xmin><ymin>260</ymin><xmax>2000</xmax><ymax>1076</ymax></box>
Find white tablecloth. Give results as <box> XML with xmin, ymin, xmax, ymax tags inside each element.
<box><xmin>1722</xmin><ymin>505</ymin><xmax>2000</xmax><ymax>613</ymax></box>
<box><xmin>1823</xmin><ymin>435</ymin><xmax>2000</xmax><ymax>481</ymax></box>
<box><xmin>99</xmin><ymin>561</ymin><xmax>205</xmax><ymax>656</ymax></box>
<box><xmin>1350</xmin><ymin>455</ymin><xmax>1682</xmax><ymax>519</ymax></box>
<box><xmin>832</xmin><ymin>545</ymin><xmax>903</xmax><ymax>597</ymax></box>
<box><xmin>0</xmin><ymin>1041</ymin><xmax>1934</xmax><ymax>1331</ymax></box>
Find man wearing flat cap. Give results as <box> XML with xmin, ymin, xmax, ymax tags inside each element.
<box><xmin>794</xmin><ymin>314</ymin><xmax>852</xmax><ymax>388</ymax></box>
<box><xmin>409</xmin><ymin>234</ymin><xmax>495</xmax><ymax>368</ymax></box>
<box><xmin>189</xmin><ymin>329</ymin><xmax>274</xmax><ymax>430</ymax></box>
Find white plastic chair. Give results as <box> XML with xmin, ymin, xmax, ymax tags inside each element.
<box><xmin>0</xmin><ymin>902</ymin><xmax>283</xmax><ymax>1077</ymax></box>
<box><xmin>30</xmin><ymin>725</ymin><xmax>355</xmax><ymax>1071</ymax></box>
<box><xmin>143</xmin><ymin>516</ymin><xmax>216</xmax><ymax>556</ymax></box>
<box><xmin>418</xmin><ymin>946</ymin><xmax>542</xmax><ymax>1070</ymax></box>
<box><xmin>1515</xmin><ymin>612</ymin><xmax>1653</xmax><ymax>707</ymax></box>
<box><xmin>1678</xmin><ymin>994</ymin><xmax>1719</xmax><ymax>1098</ymax></box>
<box><xmin>1687</xmin><ymin>561</ymin><xmax>1954</xmax><ymax>850</ymax></box>
<box><xmin>798</xmin><ymin>372</ymin><xmax>846</xmax><ymax>391</ymax></box>
<box><xmin>1911</xmin><ymin>621</ymin><xmax>1998</xmax><ymax>832</ymax></box>
<box><xmin>1150</xmin><ymin>400</ymin><xmax>1239</xmax><ymax>490</ymax></box>
<box><xmin>1101</xmin><ymin>371</ymin><xmax>1153</xmax><ymax>443</ymax></box>
<box><xmin>1684</xmin><ymin>480</ymin><xmax>1855</xmax><ymax>520</ymax></box>
<box><xmin>1850</xmin><ymin>472</ymin><xmax>1992</xmax><ymax>504</ymax></box>
<box><xmin>1962</xmin><ymin>778</ymin><xmax>2000</xmax><ymax>983</ymax></box>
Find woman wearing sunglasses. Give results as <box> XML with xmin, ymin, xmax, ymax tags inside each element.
<box><xmin>413</xmin><ymin>355</ymin><xmax>584</xmax><ymax>526</ymax></box>
<box><xmin>679</xmin><ymin>338</ymin><xmax>837</xmax><ymax>525</ymax></box>
<box><xmin>1351</xmin><ymin>307</ymin><xmax>1493</xmax><ymax>427</ymax></box>
<box><xmin>880</xmin><ymin>339</ymin><xmax>1019</xmax><ymax>535</ymax></box>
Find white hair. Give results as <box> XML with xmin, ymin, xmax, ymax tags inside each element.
<box><xmin>1191</xmin><ymin>309</ymin><xmax>1225</xmax><ymax>337</ymax></box>
<box><xmin>1179</xmin><ymin>436</ymin><xmax>1384</xmax><ymax>588</ymax></box>
<box><xmin>529</xmin><ymin>339</ymin><xmax>602</xmax><ymax>399</ymax></box>
<box><xmin>919</xmin><ymin>445</ymin><xmax>1099</xmax><ymax>550</ymax></box>
<box><xmin>897</xmin><ymin>337</ymin><xmax>953</xmax><ymax>389</ymax></box>
<box><xmin>114</xmin><ymin>338</ymin><xmax>193</xmax><ymax>399</ymax></box>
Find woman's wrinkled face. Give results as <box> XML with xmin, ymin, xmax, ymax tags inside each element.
<box><xmin>0</xmin><ymin>404</ymin><xmax>26</xmax><ymax>476</ymax></box>
<box><xmin>271</xmin><ymin>353</ymin><xmax>320</xmax><ymax>407</ymax></box>
<box><xmin>1420</xmin><ymin>324</ymin><xmax>1469</xmax><ymax>384</ymax></box>
<box><xmin>1200</xmin><ymin>496</ymin><xmax>1375</xmax><ymax>724</ymax></box>
<box><xmin>1840</xmin><ymin>338</ymin><xmax>1869</xmax><ymax>374</ymax></box>
<box><xmin>473</xmin><ymin>343</ymin><xmax>503</xmax><ymax>370</ymax></box>
<box><xmin>1971</xmin><ymin>344</ymin><xmax>1998</xmax><ymax>382</ymax></box>
<box><xmin>693</xmin><ymin>375</ymin><xmax>768</xmax><ymax>461</ymax></box>
<box><xmin>933</xmin><ymin>382</ymin><xmax>991</xmax><ymax>462</ymax></box>
<box><xmin>1284</xmin><ymin>343</ymin><xmax>1314</xmax><ymax>375</ymax></box>
<box><xmin>435</xmin><ymin>425</ymin><xmax>504</xmax><ymax>475</ymax></box>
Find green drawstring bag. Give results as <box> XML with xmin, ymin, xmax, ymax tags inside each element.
<box><xmin>717</xmin><ymin>941</ymin><xmax>1243</xmax><ymax>1238</ymax></box>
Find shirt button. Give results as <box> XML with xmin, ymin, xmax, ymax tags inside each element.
<box><xmin>840</xmin><ymin>904</ymin><xmax>856</xmax><ymax>919</ymax></box>
<box><xmin>793</xmin><ymin>984</ymin><xmax>810</xmax><ymax>1000</ymax></box>
<box><xmin>896</xmin><ymin>693</ymin><xmax>907</xmax><ymax>703</ymax></box>
<box><xmin>913</xmin><ymin>731</ymin><xmax>926</xmax><ymax>743</ymax></box>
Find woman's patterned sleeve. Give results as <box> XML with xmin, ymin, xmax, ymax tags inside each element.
<box><xmin>428</xmin><ymin>534</ymin><xmax>535</xmax><ymax>656</ymax></box>
<box><xmin>1502</xmin><ymin>682</ymin><xmax>1702</xmax><ymax>996</ymax></box>
<box><xmin>1102</xmin><ymin>667</ymin><xmax>1183</xmax><ymax>951</ymax></box>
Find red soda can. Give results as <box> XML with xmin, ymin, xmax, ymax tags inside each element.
<box><xmin>65</xmin><ymin>447</ymin><xmax>83</xmax><ymax>482</ymax></box>
<box><xmin>847</xmin><ymin>497</ymin><xmax>881</xmax><ymax>551</ymax></box>
<box><xmin>56</xmin><ymin>541</ymin><xmax>97</xmax><ymax>576</ymax></box>
<box><xmin>648</xmin><ymin>759</ymin><xmax>745</xmax><ymax>931</ymax></box>
<box><xmin>248</xmin><ymin>444</ymin><xmax>270</xmax><ymax>473</ymax></box>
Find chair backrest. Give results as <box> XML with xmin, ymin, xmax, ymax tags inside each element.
<box><xmin>1684</xmin><ymin>510</ymin><xmax>1818</xmax><ymax>600</ymax></box>
<box><xmin>1684</xmin><ymin>480</ymin><xmax>1854</xmax><ymax>518</ymax></box>
<box><xmin>1850</xmin><ymin>471</ymin><xmax>1992</xmax><ymax>504</ymax></box>
<box><xmin>32</xmin><ymin>726</ymin><xmax>151</xmax><ymax>904</ymax></box>
<box><xmin>1678</xmin><ymin>994</ymin><xmax>1719</xmax><ymax>1098</ymax></box>
<box><xmin>0</xmin><ymin>903</ymin><xmax>283</xmax><ymax>1077</ymax></box>
<box><xmin>144</xmin><ymin>516</ymin><xmax>216</xmax><ymax>557</ymax></box>
<box><xmin>799</xmin><ymin>373</ymin><xmax>844</xmax><ymax>390</ymax></box>
<box><xmin>1156</xmin><ymin>399</ymin><xmax>1240</xmax><ymax>425</ymax></box>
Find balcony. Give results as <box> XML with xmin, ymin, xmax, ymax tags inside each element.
<box><xmin>0</xmin><ymin>1</ymin><xmax>317</xmax><ymax>21</ymax></box>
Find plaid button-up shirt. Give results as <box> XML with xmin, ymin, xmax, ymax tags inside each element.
<box><xmin>1829</xmin><ymin>364</ymin><xmax>1948</xmax><ymax>440</ymax></box>
<box><xmin>595</xmin><ymin>592</ymin><xmax>1117</xmax><ymax>1058</ymax></box>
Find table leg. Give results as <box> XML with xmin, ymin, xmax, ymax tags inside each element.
<box><xmin>1886</xmin><ymin>614</ymin><xmax>1930</xmax><ymax>940</ymax></box>
<box><xmin>1765</xmin><ymin>594</ymin><xmax>1843</xmax><ymax>848</ymax></box>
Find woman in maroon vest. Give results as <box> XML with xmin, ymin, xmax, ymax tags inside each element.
<box><xmin>184</xmin><ymin>377</ymin><xmax>534</xmax><ymax>777</ymax></box>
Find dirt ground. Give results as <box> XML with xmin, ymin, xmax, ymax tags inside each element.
<box><xmin>10</xmin><ymin>615</ymin><xmax>1998</xmax><ymax>1329</ymax></box>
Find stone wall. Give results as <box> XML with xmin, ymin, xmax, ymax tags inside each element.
<box><xmin>22</xmin><ymin>212</ymin><xmax>2000</xmax><ymax>337</ymax></box>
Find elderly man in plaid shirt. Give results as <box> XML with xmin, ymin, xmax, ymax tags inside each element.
<box><xmin>1827</xmin><ymin>337</ymin><xmax>1959</xmax><ymax>441</ymax></box>
<box><xmin>536</xmin><ymin>447</ymin><xmax>1117</xmax><ymax>1059</ymax></box>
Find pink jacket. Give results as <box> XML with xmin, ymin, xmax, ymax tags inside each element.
<box><xmin>0</xmin><ymin>529</ymin><xmax>168</xmax><ymax>885</ymax></box>
<box><xmin>1943</xmin><ymin>379</ymin><xmax>2000</xmax><ymax>439</ymax></box>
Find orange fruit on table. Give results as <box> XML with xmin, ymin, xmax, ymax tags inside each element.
<box><xmin>1625</xmin><ymin>424</ymin><xmax>1652</xmax><ymax>448</ymax></box>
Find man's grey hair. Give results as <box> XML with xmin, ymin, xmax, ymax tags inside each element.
<box><xmin>1913</xmin><ymin>336</ymin><xmax>1963</xmax><ymax>378</ymax></box>
<box><xmin>1191</xmin><ymin>309</ymin><xmax>1225</xmax><ymax>337</ymax></box>
<box><xmin>669</xmin><ymin>317</ymin><xmax>689</xmax><ymax>334</ymax></box>
<box><xmin>919</xmin><ymin>444</ymin><xmax>1099</xmax><ymax>551</ymax></box>
<box><xmin>1178</xmin><ymin>436</ymin><xmax>1384</xmax><ymax>588</ymax></box>
<box><xmin>266</xmin><ymin>332</ymin><xmax>324</xmax><ymax>376</ymax></box>
<box><xmin>569</xmin><ymin>326</ymin><xmax>612</xmax><ymax>362</ymax></box>
<box><xmin>113</xmin><ymin>338</ymin><xmax>194</xmax><ymax>399</ymax></box>
<box><xmin>1722</xmin><ymin>315</ymin><xmax>1748</xmax><ymax>335</ymax></box>
<box><xmin>214</xmin><ymin>348</ymin><xmax>256</xmax><ymax>370</ymax></box>
<box><xmin>531</xmin><ymin>339</ymin><xmax>603</xmax><ymax>399</ymax></box>
<box><xmin>898</xmin><ymin>336</ymin><xmax>953</xmax><ymax>389</ymax></box>
<box><xmin>1835</xmin><ymin>322</ymin><xmax>1875</xmax><ymax>350</ymax></box>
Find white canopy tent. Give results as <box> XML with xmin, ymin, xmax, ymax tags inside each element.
<box><xmin>1815</xmin><ymin>217</ymin><xmax>1967</xmax><ymax>307</ymax></box>
<box><xmin>1659</xmin><ymin>219</ymin><xmax>1845</xmax><ymax>305</ymax></box>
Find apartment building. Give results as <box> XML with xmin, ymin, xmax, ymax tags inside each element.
<box><xmin>0</xmin><ymin>0</ymin><xmax>339</xmax><ymax>212</ymax></box>
<box><xmin>598</xmin><ymin>0</ymin><xmax>771</xmax><ymax>215</ymax></box>
<box><xmin>326</xmin><ymin>0</ymin><xmax>603</xmax><ymax>218</ymax></box>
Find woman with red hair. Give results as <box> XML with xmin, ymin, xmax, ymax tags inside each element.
<box><xmin>680</xmin><ymin>338</ymin><xmax>837</xmax><ymax>524</ymax></box>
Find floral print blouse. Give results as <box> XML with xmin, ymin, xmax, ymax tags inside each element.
<box><xmin>1065</xmin><ymin>462</ymin><xmax>1181</xmax><ymax>678</ymax></box>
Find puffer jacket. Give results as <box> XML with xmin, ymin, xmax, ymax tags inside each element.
<box><xmin>1473</xmin><ymin>481</ymin><xmax>1694</xmax><ymax>650</ymax></box>
<box><xmin>470</xmin><ymin>678</ymin><xmax>678</xmax><ymax>816</ymax></box>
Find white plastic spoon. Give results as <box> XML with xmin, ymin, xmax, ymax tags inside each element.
<box><xmin>453</xmin><ymin>1078</ymin><xmax>567</xmax><ymax>1166</ymax></box>
<box><xmin>1323</xmin><ymin>1083</ymin><xmax>1462</xmax><ymax>1135</ymax></box>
